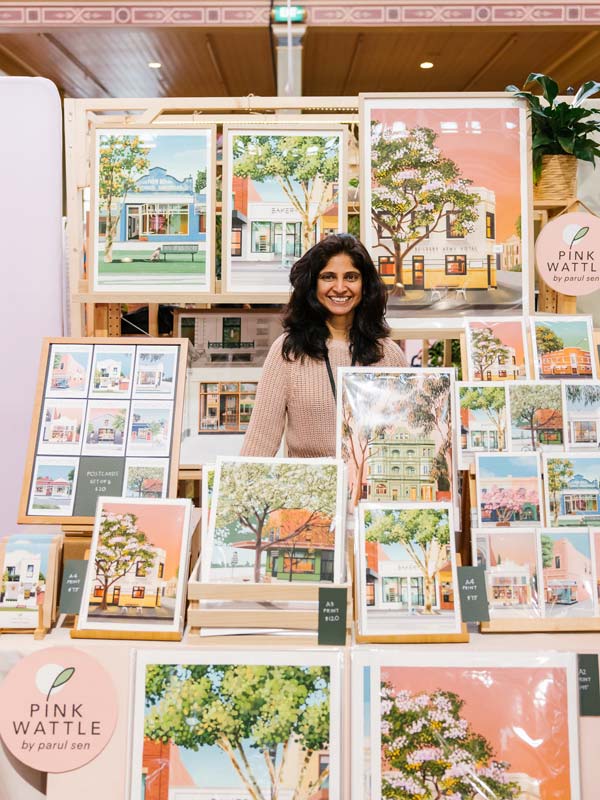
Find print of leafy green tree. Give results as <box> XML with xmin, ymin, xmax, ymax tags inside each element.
<box><xmin>535</xmin><ymin>324</ymin><xmax>564</xmax><ymax>354</ymax></box>
<box><xmin>541</xmin><ymin>533</ymin><xmax>555</xmax><ymax>568</ymax></box>
<box><xmin>93</xmin><ymin>512</ymin><xmax>156</xmax><ymax>610</ymax></box>
<box><xmin>370</xmin><ymin>125</ymin><xmax>478</xmax><ymax>290</ymax></box>
<box><xmin>233</xmin><ymin>135</ymin><xmax>340</xmax><ymax>252</ymax></box>
<box><xmin>127</xmin><ymin>467</ymin><xmax>162</xmax><ymax>497</ymax></box>
<box><xmin>460</xmin><ymin>386</ymin><xmax>507</xmax><ymax>450</ymax></box>
<box><xmin>546</xmin><ymin>458</ymin><xmax>574</xmax><ymax>524</ymax></box>
<box><xmin>402</xmin><ymin>374</ymin><xmax>453</xmax><ymax>488</ymax></box>
<box><xmin>380</xmin><ymin>683</ymin><xmax>519</xmax><ymax>799</ymax></box>
<box><xmin>144</xmin><ymin>663</ymin><xmax>330</xmax><ymax>800</ymax></box>
<box><xmin>214</xmin><ymin>463</ymin><xmax>338</xmax><ymax>583</ymax></box>
<box><xmin>365</xmin><ymin>508</ymin><xmax>450</xmax><ymax>613</ymax></box>
<box><xmin>509</xmin><ymin>384</ymin><xmax>562</xmax><ymax>450</ymax></box>
<box><xmin>470</xmin><ymin>328</ymin><xmax>510</xmax><ymax>381</ymax></box>
<box><xmin>98</xmin><ymin>135</ymin><xmax>150</xmax><ymax>262</ymax></box>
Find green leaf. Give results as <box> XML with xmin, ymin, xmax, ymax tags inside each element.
<box><xmin>570</xmin><ymin>227</ymin><xmax>589</xmax><ymax>246</ymax></box>
<box><xmin>47</xmin><ymin>667</ymin><xmax>75</xmax><ymax>700</ymax></box>
<box><xmin>557</xmin><ymin>135</ymin><xmax>576</xmax><ymax>154</ymax></box>
<box><xmin>525</xmin><ymin>72</ymin><xmax>559</xmax><ymax>105</ymax></box>
<box><xmin>572</xmin><ymin>80</ymin><xmax>600</xmax><ymax>107</ymax></box>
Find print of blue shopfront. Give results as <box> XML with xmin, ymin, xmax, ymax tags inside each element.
<box><xmin>102</xmin><ymin>166</ymin><xmax>207</xmax><ymax>256</ymax></box>
<box><xmin>559</xmin><ymin>474</ymin><xmax>600</xmax><ymax>521</ymax></box>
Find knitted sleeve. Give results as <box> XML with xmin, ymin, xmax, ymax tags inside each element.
<box><xmin>378</xmin><ymin>337</ymin><xmax>408</xmax><ymax>367</ymax></box>
<box><xmin>240</xmin><ymin>335</ymin><xmax>288</xmax><ymax>457</ymax></box>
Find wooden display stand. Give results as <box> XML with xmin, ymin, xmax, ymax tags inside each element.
<box><xmin>186</xmin><ymin>558</ymin><xmax>353</xmax><ymax>646</ymax></box>
<box><xmin>0</xmin><ymin>535</ymin><xmax>62</xmax><ymax>638</ymax></box>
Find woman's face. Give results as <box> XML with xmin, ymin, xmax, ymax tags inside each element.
<box><xmin>316</xmin><ymin>253</ymin><xmax>363</xmax><ymax>322</ymax></box>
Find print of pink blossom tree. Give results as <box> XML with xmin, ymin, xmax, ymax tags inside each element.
<box><xmin>380</xmin><ymin>684</ymin><xmax>520</xmax><ymax>799</ymax></box>
<box><xmin>480</xmin><ymin>485</ymin><xmax>540</xmax><ymax>524</ymax></box>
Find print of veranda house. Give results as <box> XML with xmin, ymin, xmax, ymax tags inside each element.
<box><xmin>374</xmin><ymin>186</ymin><xmax>502</xmax><ymax>290</ymax></box>
<box><xmin>98</xmin><ymin>166</ymin><xmax>207</xmax><ymax>257</ymax></box>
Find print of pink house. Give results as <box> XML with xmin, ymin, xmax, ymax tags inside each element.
<box><xmin>35</xmin><ymin>476</ymin><xmax>72</xmax><ymax>496</ymax></box>
<box><xmin>51</xmin><ymin>353</ymin><xmax>86</xmax><ymax>389</ymax></box>
<box><xmin>544</xmin><ymin>537</ymin><xmax>592</xmax><ymax>605</ymax></box>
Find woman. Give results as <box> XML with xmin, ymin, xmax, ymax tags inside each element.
<box><xmin>240</xmin><ymin>233</ymin><xmax>407</xmax><ymax>458</ymax></box>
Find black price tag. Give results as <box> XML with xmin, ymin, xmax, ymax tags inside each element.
<box><xmin>59</xmin><ymin>559</ymin><xmax>88</xmax><ymax>614</ymax></box>
<box><xmin>457</xmin><ymin>566</ymin><xmax>490</xmax><ymax>623</ymax></box>
<box><xmin>318</xmin><ymin>587</ymin><xmax>347</xmax><ymax>645</ymax></box>
<box><xmin>578</xmin><ymin>654</ymin><xmax>600</xmax><ymax>716</ymax></box>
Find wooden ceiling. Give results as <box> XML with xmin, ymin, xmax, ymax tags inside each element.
<box><xmin>0</xmin><ymin>22</ymin><xmax>598</xmax><ymax>98</ymax></box>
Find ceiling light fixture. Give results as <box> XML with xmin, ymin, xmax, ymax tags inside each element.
<box><xmin>148</xmin><ymin>61</ymin><xmax>162</xmax><ymax>69</ymax></box>
<box><xmin>420</xmin><ymin>61</ymin><xmax>434</xmax><ymax>70</ymax></box>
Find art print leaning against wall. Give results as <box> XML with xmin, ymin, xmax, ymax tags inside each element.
<box><xmin>360</xmin><ymin>94</ymin><xmax>532</xmax><ymax>318</ymax></box>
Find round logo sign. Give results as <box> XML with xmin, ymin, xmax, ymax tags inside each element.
<box><xmin>535</xmin><ymin>211</ymin><xmax>600</xmax><ymax>296</ymax></box>
<box><xmin>0</xmin><ymin>647</ymin><xmax>118</xmax><ymax>772</ymax></box>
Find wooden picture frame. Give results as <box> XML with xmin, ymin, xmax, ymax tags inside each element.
<box><xmin>18</xmin><ymin>337</ymin><xmax>188</xmax><ymax>525</ymax></box>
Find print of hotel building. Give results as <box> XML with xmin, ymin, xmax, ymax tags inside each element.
<box><xmin>90</xmin><ymin>545</ymin><xmax>166</xmax><ymax>609</ymax></box>
<box><xmin>374</xmin><ymin>186</ymin><xmax>499</xmax><ymax>290</ymax></box>
<box><xmin>541</xmin><ymin>347</ymin><xmax>593</xmax><ymax>378</ymax></box>
<box><xmin>99</xmin><ymin>166</ymin><xmax>207</xmax><ymax>252</ymax></box>
<box><xmin>543</xmin><ymin>537</ymin><xmax>592</xmax><ymax>605</ymax></box>
<box><xmin>365</xmin><ymin>428</ymin><xmax>437</xmax><ymax>502</ymax></box>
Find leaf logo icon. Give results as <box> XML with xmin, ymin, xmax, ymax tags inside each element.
<box><xmin>570</xmin><ymin>226</ymin><xmax>589</xmax><ymax>247</ymax></box>
<box><xmin>46</xmin><ymin>667</ymin><xmax>75</xmax><ymax>701</ymax></box>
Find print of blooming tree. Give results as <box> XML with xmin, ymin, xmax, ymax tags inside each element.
<box><xmin>144</xmin><ymin>663</ymin><xmax>331</xmax><ymax>800</ymax></box>
<box><xmin>370</xmin><ymin>125</ymin><xmax>479</xmax><ymax>290</ymax></box>
<box><xmin>470</xmin><ymin>328</ymin><xmax>510</xmax><ymax>381</ymax></box>
<box><xmin>480</xmin><ymin>486</ymin><xmax>540</xmax><ymax>523</ymax></box>
<box><xmin>380</xmin><ymin>683</ymin><xmax>519</xmax><ymax>799</ymax></box>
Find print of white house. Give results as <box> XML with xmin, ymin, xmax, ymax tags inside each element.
<box><xmin>1</xmin><ymin>550</ymin><xmax>41</xmax><ymax>608</ymax></box>
<box><xmin>91</xmin><ymin>545</ymin><xmax>166</xmax><ymax>609</ymax></box>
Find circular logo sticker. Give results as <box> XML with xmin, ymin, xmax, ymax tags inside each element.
<box><xmin>0</xmin><ymin>647</ymin><xmax>118</xmax><ymax>772</ymax></box>
<box><xmin>535</xmin><ymin>211</ymin><xmax>600</xmax><ymax>296</ymax></box>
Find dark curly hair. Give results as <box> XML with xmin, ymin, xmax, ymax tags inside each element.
<box><xmin>281</xmin><ymin>233</ymin><xmax>390</xmax><ymax>365</ymax></box>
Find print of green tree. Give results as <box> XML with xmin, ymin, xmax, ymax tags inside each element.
<box><xmin>144</xmin><ymin>663</ymin><xmax>330</xmax><ymax>800</ymax></box>
<box><xmin>460</xmin><ymin>386</ymin><xmax>507</xmax><ymax>449</ymax></box>
<box><xmin>470</xmin><ymin>328</ymin><xmax>510</xmax><ymax>381</ymax></box>
<box><xmin>509</xmin><ymin>384</ymin><xmax>562</xmax><ymax>450</ymax></box>
<box><xmin>546</xmin><ymin>458</ymin><xmax>574</xmax><ymax>524</ymax></box>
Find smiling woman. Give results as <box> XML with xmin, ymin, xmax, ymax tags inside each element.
<box><xmin>240</xmin><ymin>233</ymin><xmax>407</xmax><ymax>458</ymax></box>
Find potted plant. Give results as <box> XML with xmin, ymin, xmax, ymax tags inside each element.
<box><xmin>507</xmin><ymin>73</ymin><xmax>600</xmax><ymax>199</ymax></box>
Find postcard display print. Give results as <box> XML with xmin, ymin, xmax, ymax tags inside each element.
<box><xmin>92</xmin><ymin>127</ymin><xmax>215</xmax><ymax>294</ymax></box>
<box><xmin>337</xmin><ymin>368</ymin><xmax>455</xmax><ymax>509</ymax></box>
<box><xmin>360</xmin><ymin>95</ymin><xmax>532</xmax><ymax>317</ymax></box>
<box><xmin>223</xmin><ymin>125</ymin><xmax>347</xmax><ymax>294</ymax></box>
<box><xmin>351</xmin><ymin>650</ymin><xmax>581</xmax><ymax>800</ymax></box>
<box><xmin>130</xmin><ymin>648</ymin><xmax>342</xmax><ymax>800</ymax></box>
<box><xmin>75</xmin><ymin>497</ymin><xmax>192</xmax><ymax>637</ymax></box>
<box><xmin>19</xmin><ymin>338</ymin><xmax>187</xmax><ymax>524</ymax></box>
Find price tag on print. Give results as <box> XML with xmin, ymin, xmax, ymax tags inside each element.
<box><xmin>59</xmin><ymin>560</ymin><xmax>88</xmax><ymax>614</ymax></box>
<box><xmin>457</xmin><ymin>566</ymin><xmax>490</xmax><ymax>622</ymax></box>
<box><xmin>318</xmin><ymin>587</ymin><xmax>347</xmax><ymax>645</ymax></box>
<box><xmin>578</xmin><ymin>654</ymin><xmax>600</xmax><ymax>716</ymax></box>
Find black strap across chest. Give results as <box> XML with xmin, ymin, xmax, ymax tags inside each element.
<box><xmin>324</xmin><ymin>348</ymin><xmax>356</xmax><ymax>401</ymax></box>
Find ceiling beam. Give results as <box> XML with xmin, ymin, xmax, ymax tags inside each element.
<box><xmin>341</xmin><ymin>33</ymin><xmax>364</xmax><ymax>95</ymax></box>
<box><xmin>205</xmin><ymin>33</ymin><xmax>231</xmax><ymax>95</ymax></box>
<box><xmin>542</xmin><ymin>30</ymin><xmax>599</xmax><ymax>82</ymax></box>
<box><xmin>0</xmin><ymin>41</ymin><xmax>40</xmax><ymax>78</ymax></box>
<box><xmin>461</xmin><ymin>34</ymin><xmax>517</xmax><ymax>91</ymax></box>
<box><xmin>38</xmin><ymin>33</ymin><xmax>110</xmax><ymax>95</ymax></box>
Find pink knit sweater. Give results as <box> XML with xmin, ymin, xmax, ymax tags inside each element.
<box><xmin>240</xmin><ymin>335</ymin><xmax>407</xmax><ymax>458</ymax></box>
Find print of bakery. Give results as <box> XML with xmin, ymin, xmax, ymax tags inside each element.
<box><xmin>99</xmin><ymin>166</ymin><xmax>207</xmax><ymax>260</ymax></box>
<box><xmin>374</xmin><ymin>186</ymin><xmax>502</xmax><ymax>290</ymax></box>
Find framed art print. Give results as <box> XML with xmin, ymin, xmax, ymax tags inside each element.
<box><xmin>75</xmin><ymin>497</ymin><xmax>192</xmax><ymax>636</ymax></box>
<box><xmin>202</xmin><ymin>456</ymin><xmax>345</xmax><ymax>586</ymax></box>
<box><xmin>91</xmin><ymin>127</ymin><xmax>215</xmax><ymax>294</ymax></box>
<box><xmin>130</xmin><ymin>648</ymin><xmax>342</xmax><ymax>800</ymax></box>
<box><xmin>360</xmin><ymin>94</ymin><xmax>532</xmax><ymax>317</ymax></box>
<box><xmin>563</xmin><ymin>380</ymin><xmax>600</xmax><ymax>448</ymax></box>
<box><xmin>356</xmin><ymin>502</ymin><xmax>461</xmax><ymax>637</ymax></box>
<box><xmin>476</xmin><ymin>452</ymin><xmax>543</xmax><ymax>527</ymax></box>
<box><xmin>351</xmin><ymin>649</ymin><xmax>580</xmax><ymax>800</ymax></box>
<box><xmin>457</xmin><ymin>382</ymin><xmax>508</xmax><ymax>468</ymax></box>
<box><xmin>472</xmin><ymin>528</ymin><xmax>543</xmax><ymax>619</ymax></box>
<box><xmin>465</xmin><ymin>317</ymin><xmax>530</xmax><ymax>381</ymax></box>
<box><xmin>543</xmin><ymin>452</ymin><xmax>600</xmax><ymax>527</ymax></box>
<box><xmin>539</xmin><ymin>527</ymin><xmax>597</xmax><ymax>618</ymax></box>
<box><xmin>222</xmin><ymin>125</ymin><xmax>347</xmax><ymax>295</ymax></box>
<box><xmin>337</xmin><ymin>367</ymin><xmax>455</xmax><ymax>508</ymax></box>
<box><xmin>507</xmin><ymin>380</ymin><xmax>565</xmax><ymax>452</ymax></box>
<box><xmin>19</xmin><ymin>338</ymin><xmax>187</xmax><ymax>524</ymax></box>
<box><xmin>532</xmin><ymin>314</ymin><xmax>596</xmax><ymax>380</ymax></box>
